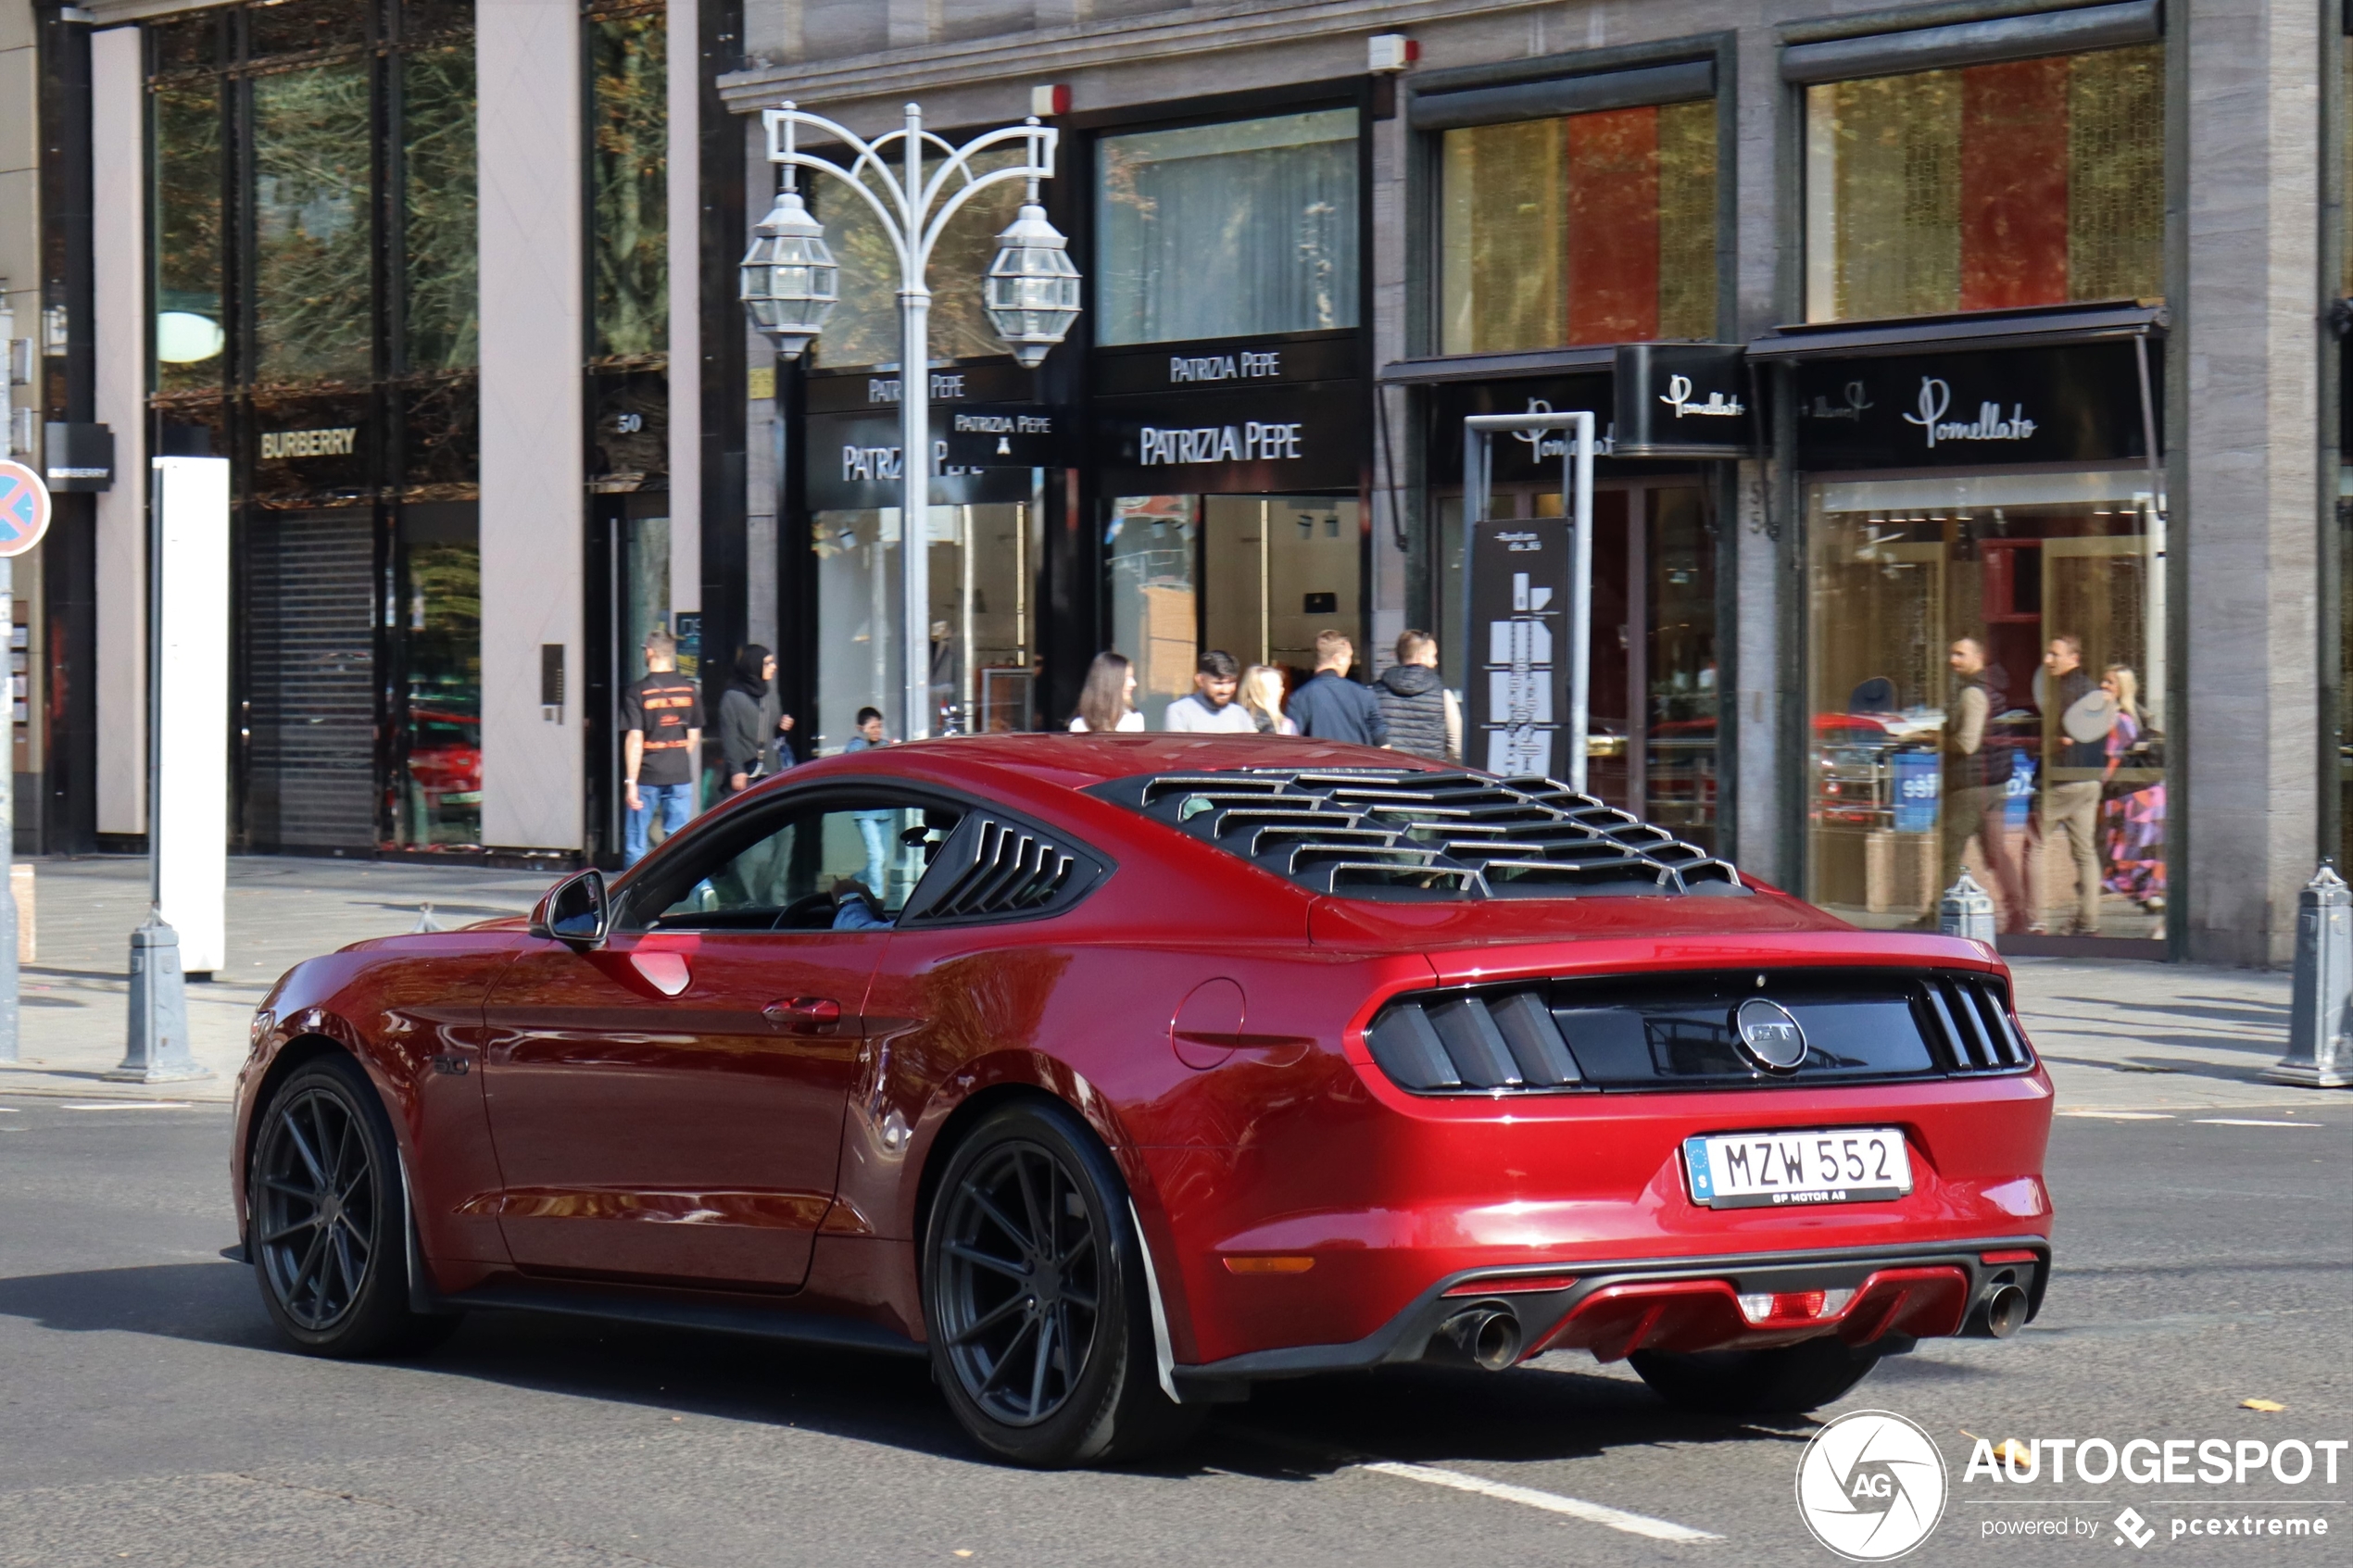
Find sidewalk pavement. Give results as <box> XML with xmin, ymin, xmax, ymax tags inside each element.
<box><xmin>0</xmin><ymin>857</ymin><xmax>2334</xmax><ymax>1115</ymax></box>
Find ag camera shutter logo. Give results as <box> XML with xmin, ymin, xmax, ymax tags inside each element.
<box><xmin>1796</xmin><ymin>1410</ymin><xmax>1948</xmax><ymax>1561</ymax></box>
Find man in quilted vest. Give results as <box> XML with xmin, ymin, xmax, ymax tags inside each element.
<box><xmin>1375</xmin><ymin>630</ymin><xmax>1460</xmax><ymax>762</ymax></box>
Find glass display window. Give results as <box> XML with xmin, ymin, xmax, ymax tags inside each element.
<box><xmin>1441</xmin><ymin>98</ymin><xmax>1717</xmax><ymax>354</ymax></box>
<box><xmin>1096</xmin><ymin>109</ymin><xmax>1360</xmax><ymax>346</ymax></box>
<box><xmin>1804</xmin><ymin>44</ymin><xmax>2162</xmax><ymax>321</ymax></box>
<box><xmin>1806</xmin><ymin>470</ymin><xmax>2168</xmax><ymax>942</ymax></box>
<box><xmin>812</xmin><ymin>502</ymin><xmax>1041</xmax><ymax>751</ymax></box>
<box><xmin>390</xmin><ymin>504</ymin><xmax>482</xmax><ymax>850</ymax></box>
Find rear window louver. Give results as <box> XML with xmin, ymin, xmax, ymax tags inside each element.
<box><xmin>1920</xmin><ymin>973</ymin><xmax>2033</xmax><ymax>1072</ymax></box>
<box><xmin>897</xmin><ymin>813</ymin><xmax>1101</xmax><ymax>924</ymax></box>
<box><xmin>1088</xmin><ymin>767</ymin><xmax>1743</xmax><ymax>901</ymax></box>
<box><xmin>1363</xmin><ymin>971</ymin><xmax>2033</xmax><ymax>1097</ymax></box>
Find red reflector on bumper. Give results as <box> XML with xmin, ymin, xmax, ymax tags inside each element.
<box><xmin>1981</xmin><ymin>1249</ymin><xmax>2040</xmax><ymax>1265</ymax></box>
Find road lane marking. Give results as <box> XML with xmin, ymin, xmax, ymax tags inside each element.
<box><xmin>2057</xmin><ymin>1110</ymin><xmax>2172</xmax><ymax>1119</ymax></box>
<box><xmin>58</xmin><ymin>1100</ymin><xmax>195</xmax><ymax>1110</ymax></box>
<box><xmin>1356</xmin><ymin>1460</ymin><xmax>1721</xmax><ymax>1543</ymax></box>
<box><xmin>2192</xmin><ymin>1118</ymin><xmax>2320</xmax><ymax>1129</ymax></box>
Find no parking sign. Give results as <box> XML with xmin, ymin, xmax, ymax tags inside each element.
<box><xmin>0</xmin><ymin>460</ymin><xmax>49</xmax><ymax>558</ymax></box>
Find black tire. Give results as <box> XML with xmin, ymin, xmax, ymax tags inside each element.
<box><xmin>247</xmin><ymin>1053</ymin><xmax>458</xmax><ymax>1359</ymax></box>
<box><xmin>921</xmin><ymin>1098</ymin><xmax>1203</xmax><ymax>1467</ymax></box>
<box><xmin>1630</xmin><ymin>1337</ymin><xmax>1884</xmax><ymax>1417</ymax></box>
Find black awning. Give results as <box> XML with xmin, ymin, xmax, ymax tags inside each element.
<box><xmin>1378</xmin><ymin>346</ymin><xmax>1617</xmax><ymax>385</ymax></box>
<box><xmin>1746</xmin><ymin>301</ymin><xmax>2167</xmax><ymax>362</ymax></box>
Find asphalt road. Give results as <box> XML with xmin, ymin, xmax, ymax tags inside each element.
<box><xmin>1</xmin><ymin>1097</ymin><xmax>2347</xmax><ymax>1567</ymax></box>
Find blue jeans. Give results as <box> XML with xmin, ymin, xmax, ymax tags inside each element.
<box><xmin>625</xmin><ymin>782</ymin><xmax>695</xmax><ymax>867</ymax></box>
<box><xmin>852</xmin><ymin>810</ymin><xmax>893</xmax><ymax>900</ymax></box>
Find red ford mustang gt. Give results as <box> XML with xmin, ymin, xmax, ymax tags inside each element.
<box><xmin>233</xmin><ymin>734</ymin><xmax>2053</xmax><ymax>1466</ymax></box>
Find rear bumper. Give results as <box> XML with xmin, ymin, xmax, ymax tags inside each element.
<box><xmin>1173</xmin><ymin>1237</ymin><xmax>2048</xmax><ymax>1386</ymax></box>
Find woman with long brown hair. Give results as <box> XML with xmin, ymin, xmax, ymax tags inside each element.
<box><xmin>1068</xmin><ymin>651</ymin><xmax>1143</xmax><ymax>733</ymax></box>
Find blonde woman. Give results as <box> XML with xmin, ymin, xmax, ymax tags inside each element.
<box><xmin>1068</xmin><ymin>651</ymin><xmax>1144</xmax><ymax>733</ymax></box>
<box><xmin>1239</xmin><ymin>664</ymin><xmax>1298</xmax><ymax>734</ymax></box>
<box><xmin>2099</xmin><ymin>663</ymin><xmax>2165</xmax><ymax>911</ymax></box>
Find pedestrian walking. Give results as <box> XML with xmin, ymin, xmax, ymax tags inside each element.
<box><xmin>621</xmin><ymin>629</ymin><xmax>702</xmax><ymax>868</ymax></box>
<box><xmin>717</xmin><ymin>644</ymin><xmax>787</xmax><ymax>797</ymax></box>
<box><xmin>1938</xmin><ymin>635</ymin><xmax>2025</xmax><ymax>932</ymax></box>
<box><xmin>1239</xmin><ymin>665</ymin><xmax>1298</xmax><ymax>734</ymax></box>
<box><xmin>1068</xmin><ymin>652</ymin><xmax>1145</xmax><ymax>733</ymax></box>
<box><xmin>843</xmin><ymin>706</ymin><xmax>895</xmax><ymax>898</ymax></box>
<box><xmin>2027</xmin><ymin>633</ymin><xmax>2105</xmax><ymax>935</ymax></box>
<box><xmin>1163</xmin><ymin>649</ymin><xmax>1257</xmax><ymax>733</ymax></box>
<box><xmin>2098</xmin><ymin>663</ymin><xmax>2166</xmax><ymax>917</ymax></box>
<box><xmin>1286</xmin><ymin>631</ymin><xmax>1387</xmax><ymax>746</ymax></box>
<box><xmin>1375</xmin><ymin>629</ymin><xmax>1459</xmax><ymax>761</ymax></box>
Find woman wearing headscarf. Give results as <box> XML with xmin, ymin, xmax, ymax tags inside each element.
<box><xmin>717</xmin><ymin>644</ymin><xmax>786</xmax><ymax>796</ymax></box>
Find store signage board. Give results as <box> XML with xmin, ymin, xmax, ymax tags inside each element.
<box><xmin>805</xmin><ymin>361</ymin><xmax>1038</xmax><ymax>415</ymax></box>
<box><xmin>1094</xmin><ymin>380</ymin><xmax>1365</xmax><ymax>493</ymax></box>
<box><xmin>0</xmin><ymin>459</ymin><xmax>51</xmax><ymax>557</ymax></box>
<box><xmin>1091</xmin><ymin>332</ymin><xmax>1358</xmax><ymax>397</ymax></box>
<box><xmin>1428</xmin><ymin>376</ymin><xmax>1615</xmax><ymax>484</ymax></box>
<box><xmin>939</xmin><ymin>404</ymin><xmax>1065</xmax><ymax>469</ymax></box>
<box><xmin>1612</xmin><ymin>343</ymin><xmax>1749</xmax><ymax>457</ymax></box>
<box><xmin>805</xmin><ymin>409</ymin><xmax>1038</xmax><ymax>510</ymax></box>
<box><xmin>1793</xmin><ymin>340</ymin><xmax>2154</xmax><ymax>470</ymax></box>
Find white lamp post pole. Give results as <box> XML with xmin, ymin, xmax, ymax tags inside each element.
<box><xmin>742</xmin><ymin>101</ymin><xmax>1078</xmax><ymax>742</ymax></box>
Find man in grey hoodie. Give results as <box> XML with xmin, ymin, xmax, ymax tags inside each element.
<box><xmin>1376</xmin><ymin>630</ymin><xmax>1459</xmax><ymax>761</ymax></box>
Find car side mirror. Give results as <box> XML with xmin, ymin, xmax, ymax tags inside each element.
<box><xmin>532</xmin><ymin>868</ymin><xmax>609</xmax><ymax>947</ymax></box>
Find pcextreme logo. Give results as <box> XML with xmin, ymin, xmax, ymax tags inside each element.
<box><xmin>1796</xmin><ymin>1410</ymin><xmax>1949</xmax><ymax>1561</ymax></box>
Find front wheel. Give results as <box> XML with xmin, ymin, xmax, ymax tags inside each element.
<box><xmin>922</xmin><ymin>1098</ymin><xmax>1202</xmax><ymax>1467</ymax></box>
<box><xmin>1629</xmin><ymin>1337</ymin><xmax>1884</xmax><ymax>1416</ymax></box>
<box><xmin>248</xmin><ymin>1053</ymin><xmax>457</xmax><ymax>1358</ymax></box>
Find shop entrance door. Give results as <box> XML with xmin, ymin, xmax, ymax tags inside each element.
<box><xmin>241</xmin><ymin>507</ymin><xmax>379</xmax><ymax>852</ymax></box>
<box><xmin>1202</xmin><ymin>495</ymin><xmax>1362</xmax><ymax>684</ymax></box>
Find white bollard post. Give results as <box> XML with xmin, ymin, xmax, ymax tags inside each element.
<box><xmin>2265</xmin><ymin>862</ymin><xmax>2353</xmax><ymax>1088</ymax></box>
<box><xmin>1938</xmin><ymin>870</ymin><xmax>1996</xmax><ymax>944</ymax></box>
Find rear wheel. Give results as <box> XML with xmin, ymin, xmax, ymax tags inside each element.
<box><xmin>248</xmin><ymin>1053</ymin><xmax>457</xmax><ymax>1358</ymax></box>
<box><xmin>1629</xmin><ymin>1337</ymin><xmax>1883</xmax><ymax>1416</ymax></box>
<box><xmin>922</xmin><ymin>1099</ymin><xmax>1202</xmax><ymax>1467</ymax></box>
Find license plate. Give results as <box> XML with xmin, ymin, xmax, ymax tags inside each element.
<box><xmin>1682</xmin><ymin>1128</ymin><xmax>1913</xmax><ymax>1209</ymax></box>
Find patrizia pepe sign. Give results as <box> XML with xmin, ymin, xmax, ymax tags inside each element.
<box><xmin>1794</xmin><ymin>342</ymin><xmax>2153</xmax><ymax>470</ymax></box>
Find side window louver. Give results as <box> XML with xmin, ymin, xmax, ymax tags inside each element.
<box><xmin>1919</xmin><ymin>974</ymin><xmax>2034</xmax><ymax>1072</ymax></box>
<box><xmin>898</xmin><ymin>813</ymin><xmax>1102</xmax><ymax>925</ymax></box>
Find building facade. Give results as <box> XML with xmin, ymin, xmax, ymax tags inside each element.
<box><xmin>2</xmin><ymin>0</ymin><xmax>2344</xmax><ymax>968</ymax></box>
<box><xmin>719</xmin><ymin>0</ymin><xmax>2344</xmax><ymax>969</ymax></box>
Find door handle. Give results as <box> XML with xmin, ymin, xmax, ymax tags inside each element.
<box><xmin>765</xmin><ymin>997</ymin><xmax>843</xmax><ymax>1032</ymax></box>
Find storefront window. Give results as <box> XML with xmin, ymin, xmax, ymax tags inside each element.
<box><xmin>812</xmin><ymin>503</ymin><xmax>1040</xmax><ymax>749</ymax></box>
<box><xmin>152</xmin><ymin>79</ymin><xmax>224</xmax><ymax>393</ymax></box>
<box><xmin>1441</xmin><ymin>100</ymin><xmax>1717</xmax><ymax>354</ymax></box>
<box><xmin>1804</xmin><ymin>44</ymin><xmax>2162</xmax><ymax>321</ymax></box>
<box><xmin>391</xmin><ymin>508</ymin><xmax>482</xmax><ymax>849</ymax></box>
<box><xmin>252</xmin><ymin>60</ymin><xmax>373</xmax><ymax>386</ymax></box>
<box><xmin>1806</xmin><ymin>472</ymin><xmax>2167</xmax><ymax>940</ymax></box>
<box><xmin>1096</xmin><ymin>109</ymin><xmax>1359</xmax><ymax>346</ymax></box>
<box><xmin>586</xmin><ymin>5</ymin><xmax>665</xmax><ymax>362</ymax></box>
<box><xmin>1106</xmin><ymin>494</ymin><xmax>1360</xmax><ymax>730</ymax></box>
<box><xmin>402</xmin><ymin>40</ymin><xmax>477</xmax><ymax>372</ymax></box>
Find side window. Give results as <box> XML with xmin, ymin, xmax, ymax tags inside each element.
<box><xmin>634</xmin><ymin>799</ymin><xmax>963</xmax><ymax>932</ymax></box>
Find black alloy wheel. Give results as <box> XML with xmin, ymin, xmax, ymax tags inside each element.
<box><xmin>247</xmin><ymin>1054</ymin><xmax>458</xmax><ymax>1358</ymax></box>
<box><xmin>922</xmin><ymin>1099</ymin><xmax>1202</xmax><ymax>1467</ymax></box>
<box><xmin>255</xmin><ymin>1081</ymin><xmax>380</xmax><ymax>1332</ymax></box>
<box><xmin>936</xmin><ymin>1139</ymin><xmax>1102</xmax><ymax>1426</ymax></box>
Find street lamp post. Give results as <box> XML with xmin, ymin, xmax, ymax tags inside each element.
<box><xmin>740</xmin><ymin>102</ymin><xmax>1079</xmax><ymax>742</ymax></box>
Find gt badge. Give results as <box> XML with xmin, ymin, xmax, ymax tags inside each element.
<box><xmin>1733</xmin><ymin>997</ymin><xmax>1808</xmax><ymax>1073</ymax></box>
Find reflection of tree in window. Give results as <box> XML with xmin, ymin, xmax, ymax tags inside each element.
<box><xmin>153</xmin><ymin>81</ymin><xmax>223</xmax><ymax>393</ymax></box>
<box><xmin>404</xmin><ymin>44</ymin><xmax>478</xmax><ymax>373</ymax></box>
<box><xmin>253</xmin><ymin>62</ymin><xmax>373</xmax><ymax>388</ymax></box>
<box><xmin>587</xmin><ymin>9</ymin><xmax>666</xmax><ymax>363</ymax></box>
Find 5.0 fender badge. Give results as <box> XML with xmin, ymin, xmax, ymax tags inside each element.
<box><xmin>1734</xmin><ymin>997</ymin><xmax>1809</xmax><ymax>1073</ymax></box>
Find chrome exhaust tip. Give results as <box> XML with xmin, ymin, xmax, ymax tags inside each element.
<box><xmin>1968</xmin><ymin>1282</ymin><xmax>2030</xmax><ymax>1339</ymax></box>
<box><xmin>1430</xmin><ymin>1305</ymin><xmax>1523</xmax><ymax>1371</ymax></box>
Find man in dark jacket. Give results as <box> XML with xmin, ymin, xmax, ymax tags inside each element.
<box><xmin>1287</xmin><ymin>629</ymin><xmax>1388</xmax><ymax>746</ymax></box>
<box><xmin>1375</xmin><ymin>629</ymin><xmax>1458</xmax><ymax>760</ymax></box>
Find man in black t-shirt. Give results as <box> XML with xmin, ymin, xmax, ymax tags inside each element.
<box><xmin>622</xmin><ymin>629</ymin><xmax>704</xmax><ymax>866</ymax></box>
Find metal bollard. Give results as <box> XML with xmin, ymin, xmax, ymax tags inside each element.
<box><xmin>107</xmin><ymin>907</ymin><xmax>208</xmax><ymax>1084</ymax></box>
<box><xmin>2266</xmin><ymin>862</ymin><xmax>2353</xmax><ymax>1088</ymax></box>
<box><xmin>1938</xmin><ymin>870</ymin><xmax>1996</xmax><ymax>944</ymax></box>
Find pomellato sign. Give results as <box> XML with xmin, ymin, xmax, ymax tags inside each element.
<box><xmin>1612</xmin><ymin>343</ymin><xmax>1750</xmax><ymax>457</ymax></box>
<box><xmin>1794</xmin><ymin>342</ymin><xmax>2154</xmax><ymax>470</ymax></box>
